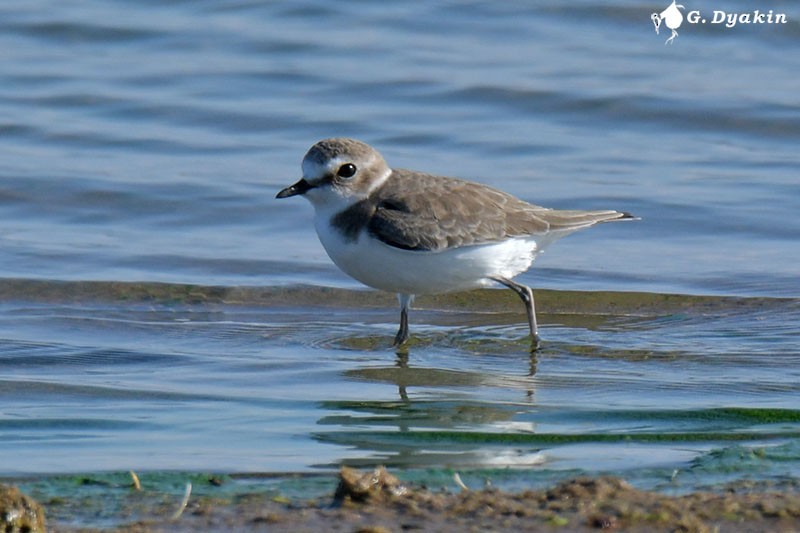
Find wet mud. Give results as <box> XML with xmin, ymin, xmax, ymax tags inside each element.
<box><xmin>24</xmin><ymin>467</ymin><xmax>800</xmax><ymax>532</ymax></box>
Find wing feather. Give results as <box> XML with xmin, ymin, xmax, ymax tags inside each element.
<box><xmin>365</xmin><ymin>169</ymin><xmax>631</xmax><ymax>252</ymax></box>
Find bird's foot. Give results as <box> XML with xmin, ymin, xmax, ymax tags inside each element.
<box><xmin>393</xmin><ymin>331</ymin><xmax>409</xmax><ymax>347</ymax></box>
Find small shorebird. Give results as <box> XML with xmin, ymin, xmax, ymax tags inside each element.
<box><xmin>277</xmin><ymin>138</ymin><xmax>635</xmax><ymax>349</ymax></box>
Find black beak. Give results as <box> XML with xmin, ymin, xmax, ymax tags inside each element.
<box><xmin>276</xmin><ymin>178</ymin><xmax>313</xmax><ymax>199</ymax></box>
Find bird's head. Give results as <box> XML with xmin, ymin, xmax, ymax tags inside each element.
<box><xmin>276</xmin><ymin>138</ymin><xmax>391</xmax><ymax>211</ymax></box>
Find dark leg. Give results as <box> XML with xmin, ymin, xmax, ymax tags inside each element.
<box><xmin>491</xmin><ymin>276</ymin><xmax>541</xmax><ymax>350</ymax></box>
<box><xmin>394</xmin><ymin>293</ymin><xmax>413</xmax><ymax>346</ymax></box>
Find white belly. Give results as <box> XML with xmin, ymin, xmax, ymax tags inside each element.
<box><xmin>314</xmin><ymin>215</ymin><xmax>540</xmax><ymax>295</ymax></box>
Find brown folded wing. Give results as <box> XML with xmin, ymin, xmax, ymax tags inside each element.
<box><xmin>366</xmin><ymin>169</ymin><xmax>630</xmax><ymax>252</ymax></box>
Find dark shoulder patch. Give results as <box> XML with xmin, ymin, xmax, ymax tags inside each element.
<box><xmin>376</xmin><ymin>198</ymin><xmax>409</xmax><ymax>213</ymax></box>
<box><xmin>330</xmin><ymin>200</ymin><xmax>374</xmax><ymax>242</ymax></box>
<box><xmin>368</xmin><ymin>205</ymin><xmax>439</xmax><ymax>251</ymax></box>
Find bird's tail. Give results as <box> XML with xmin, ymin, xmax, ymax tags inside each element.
<box><xmin>540</xmin><ymin>209</ymin><xmax>638</xmax><ymax>231</ymax></box>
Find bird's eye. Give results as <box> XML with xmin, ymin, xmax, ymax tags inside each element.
<box><xmin>337</xmin><ymin>163</ymin><xmax>357</xmax><ymax>178</ymax></box>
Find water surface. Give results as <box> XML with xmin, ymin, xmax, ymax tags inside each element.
<box><xmin>0</xmin><ymin>0</ymin><xmax>799</xmax><ymax>516</ymax></box>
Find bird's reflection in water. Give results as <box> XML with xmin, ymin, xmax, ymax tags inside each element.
<box><xmin>391</xmin><ymin>343</ymin><xmax>538</xmax><ymax>402</ymax></box>
<box><xmin>317</xmin><ymin>345</ymin><xmax>541</xmax><ymax>468</ymax></box>
<box><xmin>526</xmin><ymin>348</ymin><xmax>538</xmax><ymax>400</ymax></box>
<box><xmin>395</xmin><ymin>350</ymin><xmax>411</xmax><ymax>402</ymax></box>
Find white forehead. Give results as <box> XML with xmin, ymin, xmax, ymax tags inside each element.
<box><xmin>302</xmin><ymin>155</ymin><xmax>347</xmax><ymax>180</ymax></box>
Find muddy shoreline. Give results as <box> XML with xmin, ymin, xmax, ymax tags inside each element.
<box><xmin>7</xmin><ymin>467</ymin><xmax>799</xmax><ymax>532</ymax></box>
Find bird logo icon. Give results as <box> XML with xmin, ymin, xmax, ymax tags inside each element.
<box><xmin>651</xmin><ymin>0</ymin><xmax>685</xmax><ymax>44</ymax></box>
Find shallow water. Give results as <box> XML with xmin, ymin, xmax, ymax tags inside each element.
<box><xmin>1</xmin><ymin>0</ymin><xmax>799</xmax><ymax>515</ymax></box>
<box><xmin>2</xmin><ymin>282</ymin><xmax>798</xmax><ymax>494</ymax></box>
